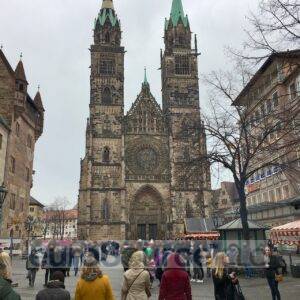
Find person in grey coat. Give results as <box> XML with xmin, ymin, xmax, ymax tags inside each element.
<box><xmin>35</xmin><ymin>271</ymin><xmax>70</xmax><ymax>300</ymax></box>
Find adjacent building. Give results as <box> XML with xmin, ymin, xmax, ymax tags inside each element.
<box><xmin>28</xmin><ymin>196</ymin><xmax>45</xmax><ymax>238</ymax></box>
<box><xmin>0</xmin><ymin>49</ymin><xmax>44</xmax><ymax>238</ymax></box>
<box><xmin>233</xmin><ymin>49</ymin><xmax>300</xmax><ymax>227</ymax></box>
<box><xmin>78</xmin><ymin>0</ymin><xmax>211</xmax><ymax>240</ymax></box>
<box><xmin>212</xmin><ymin>182</ymin><xmax>239</xmax><ymax>212</ymax></box>
<box><xmin>0</xmin><ymin>116</ymin><xmax>9</xmax><ymax>184</ymax></box>
<box><xmin>44</xmin><ymin>209</ymin><xmax>78</xmax><ymax>240</ymax></box>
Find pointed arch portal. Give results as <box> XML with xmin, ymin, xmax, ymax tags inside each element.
<box><xmin>129</xmin><ymin>186</ymin><xmax>166</xmax><ymax>240</ymax></box>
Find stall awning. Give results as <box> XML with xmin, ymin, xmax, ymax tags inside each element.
<box><xmin>270</xmin><ymin>220</ymin><xmax>300</xmax><ymax>245</ymax></box>
<box><xmin>177</xmin><ymin>231</ymin><xmax>220</xmax><ymax>240</ymax></box>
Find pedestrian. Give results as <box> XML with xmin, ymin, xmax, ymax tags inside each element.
<box><xmin>0</xmin><ymin>257</ymin><xmax>20</xmax><ymax>300</ymax></box>
<box><xmin>72</xmin><ymin>242</ymin><xmax>83</xmax><ymax>276</ymax></box>
<box><xmin>158</xmin><ymin>253</ymin><xmax>192</xmax><ymax>300</ymax></box>
<box><xmin>144</xmin><ymin>245</ymin><xmax>155</xmax><ymax>285</ymax></box>
<box><xmin>192</xmin><ymin>243</ymin><xmax>204</xmax><ymax>283</ymax></box>
<box><xmin>121</xmin><ymin>242</ymin><xmax>137</xmax><ymax>272</ymax></box>
<box><xmin>226</xmin><ymin>245</ymin><xmax>238</xmax><ymax>270</ymax></box>
<box><xmin>75</xmin><ymin>256</ymin><xmax>115</xmax><ymax>300</ymax></box>
<box><xmin>212</xmin><ymin>252</ymin><xmax>238</xmax><ymax>300</ymax></box>
<box><xmin>87</xmin><ymin>242</ymin><xmax>100</xmax><ymax>262</ymax></box>
<box><xmin>121</xmin><ymin>251</ymin><xmax>151</xmax><ymax>300</ymax></box>
<box><xmin>264</xmin><ymin>246</ymin><xmax>282</xmax><ymax>300</ymax></box>
<box><xmin>65</xmin><ymin>246</ymin><xmax>73</xmax><ymax>277</ymax></box>
<box><xmin>36</xmin><ymin>270</ymin><xmax>71</xmax><ymax>300</ymax></box>
<box><xmin>241</xmin><ymin>243</ymin><xmax>253</xmax><ymax>278</ymax></box>
<box><xmin>26</xmin><ymin>249</ymin><xmax>40</xmax><ymax>287</ymax></box>
<box><xmin>154</xmin><ymin>246</ymin><xmax>164</xmax><ymax>283</ymax></box>
<box><xmin>0</xmin><ymin>247</ymin><xmax>12</xmax><ymax>281</ymax></box>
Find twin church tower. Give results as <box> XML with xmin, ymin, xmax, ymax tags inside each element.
<box><xmin>78</xmin><ymin>0</ymin><xmax>211</xmax><ymax>240</ymax></box>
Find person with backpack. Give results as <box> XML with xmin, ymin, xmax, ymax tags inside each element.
<box><xmin>264</xmin><ymin>246</ymin><xmax>282</xmax><ymax>300</ymax></box>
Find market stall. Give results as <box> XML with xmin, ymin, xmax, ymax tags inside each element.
<box><xmin>270</xmin><ymin>220</ymin><xmax>300</xmax><ymax>278</ymax></box>
<box><xmin>218</xmin><ymin>218</ymin><xmax>268</xmax><ymax>252</ymax></box>
<box><xmin>270</xmin><ymin>220</ymin><xmax>300</xmax><ymax>246</ymax></box>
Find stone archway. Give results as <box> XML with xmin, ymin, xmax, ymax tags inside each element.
<box><xmin>129</xmin><ymin>186</ymin><xmax>166</xmax><ymax>240</ymax></box>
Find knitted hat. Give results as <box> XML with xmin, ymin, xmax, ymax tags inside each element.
<box><xmin>84</xmin><ymin>256</ymin><xmax>98</xmax><ymax>268</ymax></box>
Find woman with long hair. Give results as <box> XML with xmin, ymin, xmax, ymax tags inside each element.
<box><xmin>75</xmin><ymin>256</ymin><xmax>115</xmax><ymax>300</ymax></box>
<box><xmin>158</xmin><ymin>253</ymin><xmax>192</xmax><ymax>300</ymax></box>
<box><xmin>0</xmin><ymin>256</ymin><xmax>21</xmax><ymax>300</ymax></box>
<box><xmin>264</xmin><ymin>246</ymin><xmax>281</xmax><ymax>300</ymax></box>
<box><xmin>121</xmin><ymin>251</ymin><xmax>151</xmax><ymax>300</ymax></box>
<box><xmin>212</xmin><ymin>252</ymin><xmax>237</xmax><ymax>300</ymax></box>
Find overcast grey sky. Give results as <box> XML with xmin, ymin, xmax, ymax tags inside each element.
<box><xmin>0</xmin><ymin>0</ymin><xmax>259</xmax><ymax>207</ymax></box>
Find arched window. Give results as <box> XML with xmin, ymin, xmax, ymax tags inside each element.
<box><xmin>105</xmin><ymin>32</ymin><xmax>110</xmax><ymax>43</ymax></box>
<box><xmin>103</xmin><ymin>147</ymin><xmax>110</xmax><ymax>163</ymax></box>
<box><xmin>102</xmin><ymin>199</ymin><xmax>110</xmax><ymax>221</ymax></box>
<box><xmin>102</xmin><ymin>87</ymin><xmax>112</xmax><ymax>105</ymax></box>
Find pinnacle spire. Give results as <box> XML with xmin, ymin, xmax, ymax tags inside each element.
<box><xmin>101</xmin><ymin>0</ymin><xmax>114</xmax><ymax>9</ymax></box>
<box><xmin>144</xmin><ymin>67</ymin><xmax>148</xmax><ymax>85</ymax></box>
<box><xmin>15</xmin><ymin>59</ymin><xmax>28</xmax><ymax>83</ymax></box>
<box><xmin>95</xmin><ymin>0</ymin><xmax>119</xmax><ymax>28</ymax></box>
<box><xmin>165</xmin><ymin>0</ymin><xmax>189</xmax><ymax>29</ymax></box>
<box><xmin>142</xmin><ymin>67</ymin><xmax>150</xmax><ymax>89</ymax></box>
<box><xmin>34</xmin><ymin>89</ymin><xmax>45</xmax><ymax>112</ymax></box>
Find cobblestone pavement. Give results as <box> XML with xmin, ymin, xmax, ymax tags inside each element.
<box><xmin>12</xmin><ymin>257</ymin><xmax>300</xmax><ymax>300</ymax></box>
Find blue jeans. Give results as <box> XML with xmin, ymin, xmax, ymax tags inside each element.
<box><xmin>267</xmin><ymin>277</ymin><xmax>281</xmax><ymax>300</ymax></box>
<box><xmin>244</xmin><ymin>264</ymin><xmax>253</xmax><ymax>277</ymax></box>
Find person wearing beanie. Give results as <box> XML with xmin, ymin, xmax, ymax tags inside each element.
<box><xmin>75</xmin><ymin>256</ymin><xmax>115</xmax><ymax>300</ymax></box>
<box><xmin>35</xmin><ymin>271</ymin><xmax>71</xmax><ymax>300</ymax></box>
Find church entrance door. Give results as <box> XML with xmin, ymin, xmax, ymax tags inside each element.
<box><xmin>130</xmin><ymin>186</ymin><xmax>165</xmax><ymax>240</ymax></box>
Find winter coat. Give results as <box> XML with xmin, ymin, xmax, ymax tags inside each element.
<box><xmin>158</xmin><ymin>254</ymin><xmax>192</xmax><ymax>300</ymax></box>
<box><xmin>122</xmin><ymin>269</ymin><xmax>150</xmax><ymax>300</ymax></box>
<box><xmin>35</xmin><ymin>280</ymin><xmax>71</xmax><ymax>300</ymax></box>
<box><xmin>0</xmin><ymin>277</ymin><xmax>21</xmax><ymax>300</ymax></box>
<box><xmin>264</xmin><ymin>255</ymin><xmax>280</xmax><ymax>279</ymax></box>
<box><xmin>121</xmin><ymin>247</ymin><xmax>136</xmax><ymax>270</ymax></box>
<box><xmin>75</xmin><ymin>273</ymin><xmax>114</xmax><ymax>300</ymax></box>
<box><xmin>0</xmin><ymin>252</ymin><xmax>12</xmax><ymax>281</ymax></box>
<box><xmin>26</xmin><ymin>253</ymin><xmax>40</xmax><ymax>270</ymax></box>
<box><xmin>212</xmin><ymin>269</ymin><xmax>235</xmax><ymax>300</ymax></box>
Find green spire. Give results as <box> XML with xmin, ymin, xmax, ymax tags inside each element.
<box><xmin>165</xmin><ymin>0</ymin><xmax>189</xmax><ymax>30</ymax></box>
<box><xmin>95</xmin><ymin>0</ymin><xmax>119</xmax><ymax>28</ymax></box>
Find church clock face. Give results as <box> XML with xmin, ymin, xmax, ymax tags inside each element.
<box><xmin>136</xmin><ymin>147</ymin><xmax>159</xmax><ymax>172</ymax></box>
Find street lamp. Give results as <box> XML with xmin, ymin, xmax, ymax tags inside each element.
<box><xmin>24</xmin><ymin>216</ymin><xmax>36</xmax><ymax>256</ymax></box>
<box><xmin>0</xmin><ymin>183</ymin><xmax>8</xmax><ymax>227</ymax></box>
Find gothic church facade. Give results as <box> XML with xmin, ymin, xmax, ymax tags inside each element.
<box><xmin>78</xmin><ymin>0</ymin><xmax>211</xmax><ymax>240</ymax></box>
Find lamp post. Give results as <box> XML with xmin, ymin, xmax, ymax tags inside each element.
<box><xmin>0</xmin><ymin>183</ymin><xmax>8</xmax><ymax>229</ymax></box>
<box><xmin>24</xmin><ymin>216</ymin><xmax>36</xmax><ymax>256</ymax></box>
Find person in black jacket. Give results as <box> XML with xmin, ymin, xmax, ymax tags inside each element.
<box><xmin>35</xmin><ymin>271</ymin><xmax>70</xmax><ymax>300</ymax></box>
<box><xmin>212</xmin><ymin>252</ymin><xmax>237</xmax><ymax>300</ymax></box>
<box><xmin>264</xmin><ymin>247</ymin><xmax>281</xmax><ymax>300</ymax></box>
<box><xmin>26</xmin><ymin>249</ymin><xmax>40</xmax><ymax>287</ymax></box>
<box><xmin>192</xmin><ymin>243</ymin><xmax>205</xmax><ymax>283</ymax></box>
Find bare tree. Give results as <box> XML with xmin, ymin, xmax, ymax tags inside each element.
<box><xmin>202</xmin><ymin>57</ymin><xmax>300</xmax><ymax>239</ymax></box>
<box><xmin>44</xmin><ymin>197</ymin><xmax>70</xmax><ymax>240</ymax></box>
<box><xmin>229</xmin><ymin>0</ymin><xmax>300</xmax><ymax>65</ymax></box>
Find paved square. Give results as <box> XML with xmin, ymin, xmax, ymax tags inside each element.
<box><xmin>12</xmin><ymin>257</ymin><xmax>299</xmax><ymax>300</ymax></box>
